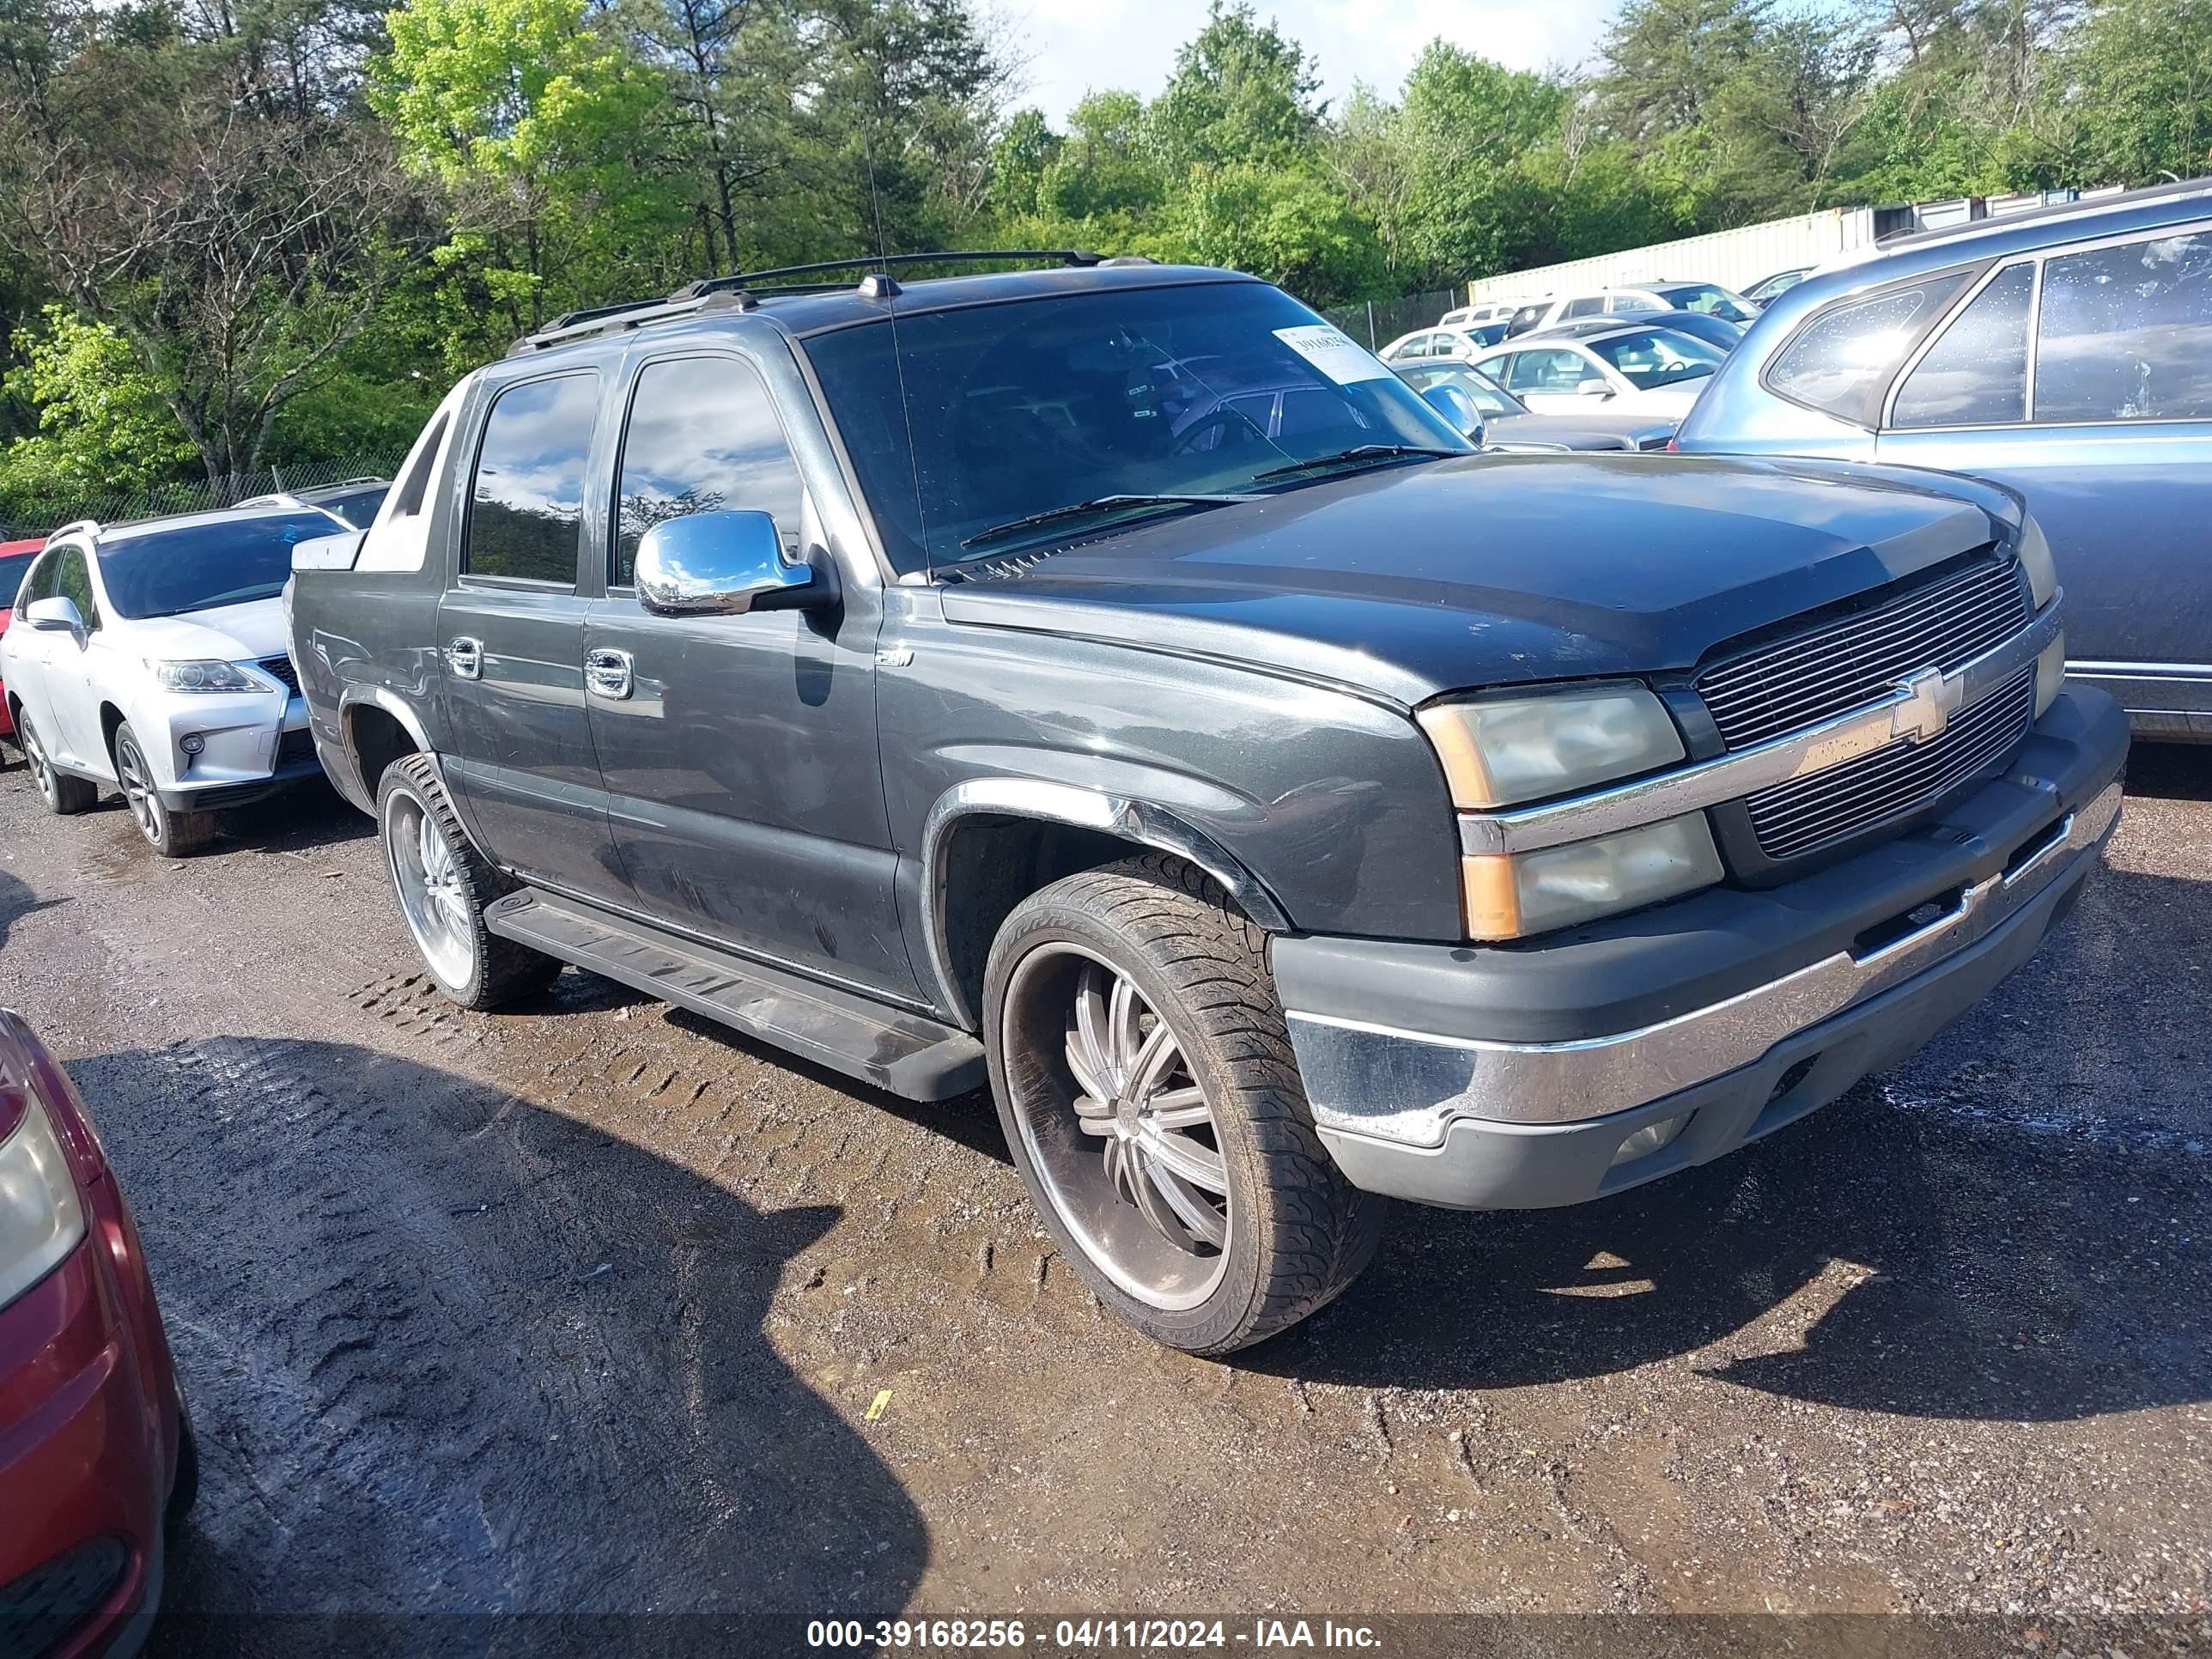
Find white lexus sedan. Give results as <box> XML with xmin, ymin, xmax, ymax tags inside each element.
<box><xmin>0</xmin><ymin>503</ymin><xmax>343</xmax><ymax>855</ymax></box>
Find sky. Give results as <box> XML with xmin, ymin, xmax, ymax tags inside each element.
<box><xmin>1006</xmin><ymin>0</ymin><xmax>1618</xmax><ymax>125</ymax></box>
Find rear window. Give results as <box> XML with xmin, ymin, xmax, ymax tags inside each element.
<box><xmin>97</xmin><ymin>513</ymin><xmax>338</xmax><ymax>620</ymax></box>
<box><xmin>465</xmin><ymin>373</ymin><xmax>601</xmax><ymax>586</ymax></box>
<box><xmin>1765</xmin><ymin>270</ymin><xmax>1973</xmax><ymax>425</ymax></box>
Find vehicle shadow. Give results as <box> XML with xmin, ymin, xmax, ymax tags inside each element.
<box><xmin>1243</xmin><ymin>863</ymin><xmax>2210</xmax><ymax>1420</ymax></box>
<box><xmin>0</xmin><ymin>863</ymin><xmax>67</xmax><ymax>948</ymax></box>
<box><xmin>68</xmin><ymin>1038</ymin><xmax>926</xmax><ymax>1650</ymax></box>
<box><xmin>2125</xmin><ymin>741</ymin><xmax>2211</xmax><ymax>803</ymax></box>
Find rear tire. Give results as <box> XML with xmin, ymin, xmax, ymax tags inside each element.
<box><xmin>114</xmin><ymin>722</ymin><xmax>218</xmax><ymax>856</ymax></box>
<box><xmin>983</xmin><ymin>853</ymin><xmax>1384</xmax><ymax>1355</ymax></box>
<box><xmin>376</xmin><ymin>753</ymin><xmax>556</xmax><ymax>1010</ymax></box>
<box><xmin>19</xmin><ymin>713</ymin><xmax>96</xmax><ymax>815</ymax></box>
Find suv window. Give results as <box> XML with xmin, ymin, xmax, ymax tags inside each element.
<box><xmin>613</xmin><ymin>355</ymin><xmax>805</xmax><ymax>586</ymax></box>
<box><xmin>1765</xmin><ymin>270</ymin><xmax>1972</xmax><ymax>424</ymax></box>
<box><xmin>465</xmin><ymin>373</ymin><xmax>601</xmax><ymax>586</ymax></box>
<box><xmin>52</xmin><ymin>548</ymin><xmax>99</xmax><ymax>629</ymax></box>
<box><xmin>2035</xmin><ymin>228</ymin><xmax>2212</xmax><ymax>423</ymax></box>
<box><xmin>1891</xmin><ymin>263</ymin><xmax>2035</xmax><ymax>428</ymax></box>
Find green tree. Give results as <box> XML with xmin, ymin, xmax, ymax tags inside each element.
<box><xmin>2058</xmin><ymin>0</ymin><xmax>2212</xmax><ymax>184</ymax></box>
<box><xmin>1148</xmin><ymin>1</ymin><xmax>1322</xmax><ymax>177</ymax></box>
<box><xmin>0</xmin><ymin>305</ymin><xmax>197</xmax><ymax>496</ymax></box>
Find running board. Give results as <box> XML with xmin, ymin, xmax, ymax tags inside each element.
<box><xmin>483</xmin><ymin>887</ymin><xmax>986</xmax><ymax>1101</ymax></box>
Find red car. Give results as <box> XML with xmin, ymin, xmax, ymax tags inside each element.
<box><xmin>0</xmin><ymin>1010</ymin><xmax>193</xmax><ymax>1658</ymax></box>
<box><xmin>0</xmin><ymin>537</ymin><xmax>45</xmax><ymax>745</ymax></box>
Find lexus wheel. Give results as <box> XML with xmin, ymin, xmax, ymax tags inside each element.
<box><xmin>19</xmin><ymin>714</ymin><xmax>96</xmax><ymax>815</ymax></box>
<box><xmin>984</xmin><ymin>854</ymin><xmax>1383</xmax><ymax>1355</ymax></box>
<box><xmin>113</xmin><ymin>722</ymin><xmax>216</xmax><ymax>855</ymax></box>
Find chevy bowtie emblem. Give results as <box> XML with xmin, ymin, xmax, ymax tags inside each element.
<box><xmin>1889</xmin><ymin>666</ymin><xmax>1955</xmax><ymax>744</ymax></box>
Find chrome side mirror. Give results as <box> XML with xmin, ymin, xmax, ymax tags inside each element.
<box><xmin>25</xmin><ymin>596</ymin><xmax>84</xmax><ymax>633</ymax></box>
<box><xmin>634</xmin><ymin>510</ymin><xmax>828</xmax><ymax>617</ymax></box>
<box><xmin>1419</xmin><ymin>383</ymin><xmax>1486</xmax><ymax>447</ymax></box>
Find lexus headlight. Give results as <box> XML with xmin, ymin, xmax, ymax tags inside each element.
<box><xmin>1461</xmin><ymin>814</ymin><xmax>1724</xmax><ymax>939</ymax></box>
<box><xmin>2014</xmin><ymin>513</ymin><xmax>2057</xmax><ymax>611</ymax></box>
<box><xmin>1415</xmin><ymin>684</ymin><xmax>1686</xmax><ymax>809</ymax></box>
<box><xmin>149</xmin><ymin>659</ymin><xmax>267</xmax><ymax>694</ymax></box>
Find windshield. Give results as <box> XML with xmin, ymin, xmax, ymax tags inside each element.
<box><xmin>1655</xmin><ymin>283</ymin><xmax>1753</xmax><ymax>323</ymax></box>
<box><xmin>96</xmin><ymin>512</ymin><xmax>338</xmax><ymax>620</ymax></box>
<box><xmin>1406</xmin><ymin>364</ymin><xmax>1522</xmax><ymax>416</ymax></box>
<box><xmin>802</xmin><ymin>282</ymin><xmax>1470</xmax><ymax>572</ymax></box>
<box><xmin>312</xmin><ymin>485</ymin><xmax>389</xmax><ymax>528</ymax></box>
<box><xmin>0</xmin><ymin>551</ymin><xmax>36</xmax><ymax>608</ymax></box>
<box><xmin>1589</xmin><ymin>328</ymin><xmax>1725</xmax><ymax>390</ymax></box>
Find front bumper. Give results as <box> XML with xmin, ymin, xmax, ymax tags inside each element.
<box><xmin>149</xmin><ymin>692</ymin><xmax>320</xmax><ymax>812</ymax></box>
<box><xmin>1279</xmin><ymin>690</ymin><xmax>2128</xmax><ymax>1210</ymax></box>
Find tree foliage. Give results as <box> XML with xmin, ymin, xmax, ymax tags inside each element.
<box><xmin>2</xmin><ymin>0</ymin><xmax>2210</xmax><ymax>507</ymax></box>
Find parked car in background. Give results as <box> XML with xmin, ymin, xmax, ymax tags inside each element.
<box><xmin>1377</xmin><ymin>321</ymin><xmax>1509</xmax><ymax>362</ymax></box>
<box><xmin>1514</xmin><ymin>282</ymin><xmax>1762</xmax><ymax>336</ymax></box>
<box><xmin>1543</xmin><ymin>307</ymin><xmax>1743</xmax><ymax>355</ymax></box>
<box><xmin>0</xmin><ymin>538</ymin><xmax>41</xmax><ymax>756</ymax></box>
<box><xmin>0</xmin><ymin>503</ymin><xmax>333</xmax><ymax>854</ymax></box>
<box><xmin>1393</xmin><ymin>361</ymin><xmax>1678</xmax><ymax>451</ymax></box>
<box><xmin>1469</xmin><ymin>320</ymin><xmax>1729</xmax><ymax>417</ymax></box>
<box><xmin>1439</xmin><ymin>301</ymin><xmax>1520</xmax><ymax>328</ymax></box>
<box><xmin>291</xmin><ymin>253</ymin><xmax>2120</xmax><ymax>1354</ymax></box>
<box><xmin>1744</xmin><ymin>266</ymin><xmax>1814</xmax><ymax>306</ymax></box>
<box><xmin>0</xmin><ymin>1006</ymin><xmax>194</xmax><ymax>1659</ymax></box>
<box><xmin>240</xmin><ymin>477</ymin><xmax>392</xmax><ymax>532</ymax></box>
<box><xmin>1674</xmin><ymin>176</ymin><xmax>2212</xmax><ymax>742</ymax></box>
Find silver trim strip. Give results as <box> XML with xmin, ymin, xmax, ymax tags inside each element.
<box><xmin>2068</xmin><ymin>659</ymin><xmax>2212</xmax><ymax>677</ymax></box>
<box><xmin>1296</xmin><ymin>781</ymin><xmax>2119</xmax><ymax>1140</ymax></box>
<box><xmin>1459</xmin><ymin>592</ymin><xmax>2063</xmax><ymax>857</ymax></box>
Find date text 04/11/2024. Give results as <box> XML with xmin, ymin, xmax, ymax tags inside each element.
<box><xmin>805</xmin><ymin>1619</ymin><xmax>1384</xmax><ymax>1650</ymax></box>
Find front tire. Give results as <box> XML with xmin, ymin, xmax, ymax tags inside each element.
<box><xmin>19</xmin><ymin>713</ymin><xmax>97</xmax><ymax>815</ymax></box>
<box><xmin>114</xmin><ymin>722</ymin><xmax>217</xmax><ymax>855</ymax></box>
<box><xmin>984</xmin><ymin>854</ymin><xmax>1384</xmax><ymax>1355</ymax></box>
<box><xmin>376</xmin><ymin>754</ymin><xmax>556</xmax><ymax>1010</ymax></box>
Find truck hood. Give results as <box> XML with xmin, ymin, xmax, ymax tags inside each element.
<box><xmin>938</xmin><ymin>453</ymin><xmax>2018</xmax><ymax>707</ymax></box>
<box><xmin>119</xmin><ymin>596</ymin><xmax>291</xmax><ymax>665</ymax></box>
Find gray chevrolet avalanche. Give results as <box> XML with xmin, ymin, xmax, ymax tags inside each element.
<box><xmin>288</xmin><ymin>256</ymin><xmax>2127</xmax><ymax>1354</ymax></box>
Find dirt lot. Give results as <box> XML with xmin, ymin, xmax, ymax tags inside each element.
<box><xmin>1</xmin><ymin>745</ymin><xmax>2207</xmax><ymax>1649</ymax></box>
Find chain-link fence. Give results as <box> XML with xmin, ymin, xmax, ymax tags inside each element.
<box><xmin>1318</xmin><ymin>289</ymin><xmax>1465</xmax><ymax>350</ymax></box>
<box><xmin>0</xmin><ymin>449</ymin><xmax>412</xmax><ymax>540</ymax></box>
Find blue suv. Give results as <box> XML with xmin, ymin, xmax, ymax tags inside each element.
<box><xmin>1676</xmin><ymin>179</ymin><xmax>2212</xmax><ymax>741</ymax></box>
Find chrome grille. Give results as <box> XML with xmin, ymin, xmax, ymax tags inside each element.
<box><xmin>258</xmin><ymin>654</ymin><xmax>301</xmax><ymax>696</ymax></box>
<box><xmin>1746</xmin><ymin>668</ymin><xmax>2036</xmax><ymax>860</ymax></box>
<box><xmin>1698</xmin><ymin>556</ymin><xmax>2030</xmax><ymax>750</ymax></box>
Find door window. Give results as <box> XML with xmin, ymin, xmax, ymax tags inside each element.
<box><xmin>1890</xmin><ymin>263</ymin><xmax>2035</xmax><ymax>428</ymax></box>
<box><xmin>464</xmin><ymin>373</ymin><xmax>601</xmax><ymax>586</ymax></box>
<box><xmin>1765</xmin><ymin>270</ymin><xmax>1973</xmax><ymax>424</ymax></box>
<box><xmin>13</xmin><ymin>550</ymin><xmax>58</xmax><ymax>609</ymax></box>
<box><xmin>1504</xmin><ymin>349</ymin><xmax>1603</xmax><ymax>395</ymax></box>
<box><xmin>1563</xmin><ymin>296</ymin><xmax>1606</xmax><ymax>319</ymax></box>
<box><xmin>52</xmin><ymin>549</ymin><xmax>99</xmax><ymax>629</ymax></box>
<box><xmin>2034</xmin><ymin>228</ymin><xmax>2212</xmax><ymax>422</ymax></box>
<box><xmin>613</xmin><ymin>356</ymin><xmax>806</xmax><ymax>587</ymax></box>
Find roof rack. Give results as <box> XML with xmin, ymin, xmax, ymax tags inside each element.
<box><xmin>45</xmin><ymin>519</ymin><xmax>100</xmax><ymax>545</ymax></box>
<box><xmin>510</xmin><ymin>248</ymin><xmax>1141</xmax><ymax>356</ymax></box>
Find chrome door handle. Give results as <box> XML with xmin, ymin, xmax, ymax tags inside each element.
<box><xmin>446</xmin><ymin>635</ymin><xmax>483</xmax><ymax>679</ymax></box>
<box><xmin>584</xmin><ymin>647</ymin><xmax>633</xmax><ymax>700</ymax></box>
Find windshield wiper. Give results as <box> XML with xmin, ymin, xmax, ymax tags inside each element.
<box><xmin>1250</xmin><ymin>444</ymin><xmax>1465</xmax><ymax>483</ymax></box>
<box><xmin>960</xmin><ymin>493</ymin><xmax>1255</xmax><ymax>551</ymax></box>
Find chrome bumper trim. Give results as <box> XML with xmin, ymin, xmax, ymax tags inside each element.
<box><xmin>1459</xmin><ymin>593</ymin><xmax>2063</xmax><ymax>857</ymax></box>
<box><xmin>1292</xmin><ymin>780</ymin><xmax>2118</xmax><ymax>1144</ymax></box>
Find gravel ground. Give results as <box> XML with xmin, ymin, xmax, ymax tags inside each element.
<box><xmin>0</xmin><ymin>744</ymin><xmax>2206</xmax><ymax>1650</ymax></box>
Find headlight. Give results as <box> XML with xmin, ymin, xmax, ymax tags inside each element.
<box><xmin>149</xmin><ymin>659</ymin><xmax>266</xmax><ymax>693</ymax></box>
<box><xmin>1416</xmin><ymin>684</ymin><xmax>1686</xmax><ymax>809</ymax></box>
<box><xmin>0</xmin><ymin>1091</ymin><xmax>87</xmax><ymax>1312</ymax></box>
<box><xmin>1458</xmin><ymin>813</ymin><xmax>1724</xmax><ymax>939</ymax></box>
<box><xmin>2036</xmin><ymin>629</ymin><xmax>2067</xmax><ymax>717</ymax></box>
<box><xmin>2014</xmin><ymin>514</ymin><xmax>2057</xmax><ymax>611</ymax></box>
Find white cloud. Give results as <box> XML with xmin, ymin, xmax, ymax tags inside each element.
<box><xmin>1006</xmin><ymin>0</ymin><xmax>1615</xmax><ymax>125</ymax></box>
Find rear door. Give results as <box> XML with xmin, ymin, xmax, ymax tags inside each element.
<box><xmin>436</xmin><ymin>368</ymin><xmax>626</xmax><ymax>897</ymax></box>
<box><xmin>582</xmin><ymin>348</ymin><xmax>914</xmax><ymax>999</ymax></box>
<box><xmin>3</xmin><ymin>550</ymin><xmax>58</xmax><ymax>749</ymax></box>
<box><xmin>1876</xmin><ymin>223</ymin><xmax>2212</xmax><ymax>673</ymax></box>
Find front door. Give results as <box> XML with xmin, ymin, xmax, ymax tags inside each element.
<box><xmin>40</xmin><ymin>547</ymin><xmax>107</xmax><ymax>769</ymax></box>
<box><xmin>436</xmin><ymin>368</ymin><xmax>626</xmax><ymax>899</ymax></box>
<box><xmin>582</xmin><ymin>349</ymin><xmax>914</xmax><ymax>1000</ymax></box>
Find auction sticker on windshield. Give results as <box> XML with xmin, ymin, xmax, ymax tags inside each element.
<box><xmin>1273</xmin><ymin>325</ymin><xmax>1392</xmax><ymax>385</ymax></box>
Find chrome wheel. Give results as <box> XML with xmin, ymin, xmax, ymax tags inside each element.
<box><xmin>1002</xmin><ymin>943</ymin><xmax>1231</xmax><ymax>1310</ymax></box>
<box><xmin>21</xmin><ymin>720</ymin><xmax>56</xmax><ymax>807</ymax></box>
<box><xmin>386</xmin><ymin>789</ymin><xmax>476</xmax><ymax>988</ymax></box>
<box><xmin>116</xmin><ymin>735</ymin><xmax>159</xmax><ymax>842</ymax></box>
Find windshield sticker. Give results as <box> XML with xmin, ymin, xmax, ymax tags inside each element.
<box><xmin>1273</xmin><ymin>325</ymin><xmax>1393</xmax><ymax>386</ymax></box>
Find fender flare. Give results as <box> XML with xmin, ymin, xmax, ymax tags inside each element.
<box><xmin>918</xmin><ymin>777</ymin><xmax>1291</xmax><ymax>1029</ymax></box>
